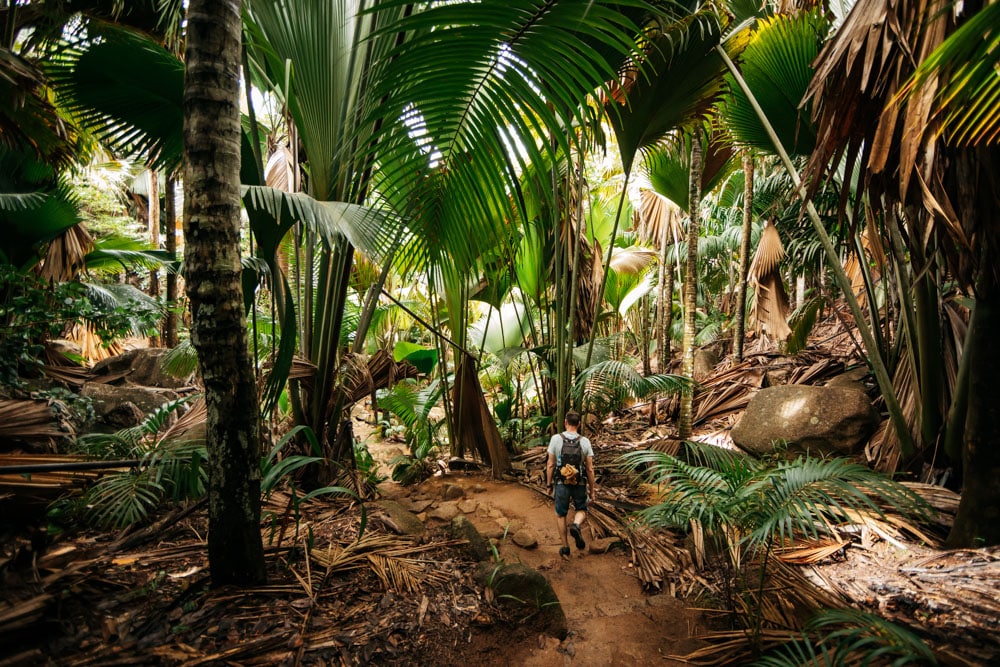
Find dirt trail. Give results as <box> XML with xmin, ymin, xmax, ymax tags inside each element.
<box><xmin>380</xmin><ymin>472</ymin><xmax>706</xmax><ymax>665</ymax></box>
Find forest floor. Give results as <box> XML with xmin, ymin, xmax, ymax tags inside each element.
<box><xmin>3</xmin><ymin>324</ymin><xmax>1000</xmax><ymax>664</ymax></box>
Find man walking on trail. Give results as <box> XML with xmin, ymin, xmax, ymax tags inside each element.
<box><xmin>546</xmin><ymin>411</ymin><xmax>596</xmax><ymax>559</ymax></box>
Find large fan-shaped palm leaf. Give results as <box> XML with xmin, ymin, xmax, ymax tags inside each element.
<box><xmin>606</xmin><ymin>8</ymin><xmax>735</xmax><ymax>173</ymax></box>
<box><xmin>719</xmin><ymin>10</ymin><xmax>828</xmax><ymax>156</ymax></box>
<box><xmin>47</xmin><ymin>29</ymin><xmax>185</xmax><ymax>171</ymax></box>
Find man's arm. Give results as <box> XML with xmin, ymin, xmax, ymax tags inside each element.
<box><xmin>586</xmin><ymin>455</ymin><xmax>596</xmax><ymax>500</ymax></box>
<box><xmin>546</xmin><ymin>453</ymin><xmax>556</xmax><ymax>489</ymax></box>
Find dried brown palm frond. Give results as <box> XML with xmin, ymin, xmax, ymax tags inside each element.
<box><xmin>869</xmin><ymin>352</ymin><xmax>918</xmax><ymax>472</ymax></box>
<box><xmin>902</xmin><ymin>481</ymin><xmax>960</xmax><ymax>517</ymax></box>
<box><xmin>748</xmin><ymin>221</ymin><xmax>791</xmax><ymax>341</ymax></box>
<box><xmin>264</xmin><ymin>145</ymin><xmax>295</xmax><ymax>192</ymax></box>
<box><xmin>804</xmin><ymin>0</ymin><xmax>977</xmax><ymax>286</ymax></box>
<box><xmin>788</xmin><ymin>358</ymin><xmax>843</xmax><ymax>385</ymax></box>
<box><xmin>39</xmin><ymin>224</ymin><xmax>93</xmax><ymax>283</ymax></box>
<box><xmin>159</xmin><ymin>397</ymin><xmax>207</xmax><ymax>444</ymax></box>
<box><xmin>609</xmin><ymin>246</ymin><xmax>657</xmax><ymax>275</ymax></box>
<box><xmin>776</xmin><ymin>538</ymin><xmax>851</xmax><ymax>565</ymax></box>
<box><xmin>0</xmin><ymin>453</ymin><xmax>99</xmax><ymax>500</ymax></box>
<box><xmin>0</xmin><ymin>399</ymin><xmax>74</xmax><ymax>444</ymax></box>
<box><xmin>451</xmin><ymin>352</ymin><xmax>508</xmax><ymax>476</ymax></box>
<box><xmin>309</xmin><ymin>532</ymin><xmax>451</xmax><ymax>593</ymax></box>
<box><xmin>636</xmin><ymin>189</ymin><xmax>684</xmax><ymax>247</ymax></box>
<box><xmin>65</xmin><ymin>322</ymin><xmax>123</xmax><ymax>364</ymax></box>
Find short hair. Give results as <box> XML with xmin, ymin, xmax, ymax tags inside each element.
<box><xmin>564</xmin><ymin>411</ymin><xmax>581</xmax><ymax>427</ymax></box>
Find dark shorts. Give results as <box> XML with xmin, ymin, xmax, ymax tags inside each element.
<box><xmin>554</xmin><ymin>482</ymin><xmax>588</xmax><ymax>517</ymax></box>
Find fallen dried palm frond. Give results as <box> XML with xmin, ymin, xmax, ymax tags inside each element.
<box><xmin>0</xmin><ymin>399</ymin><xmax>74</xmax><ymax>445</ymax></box>
<box><xmin>309</xmin><ymin>533</ymin><xmax>455</xmax><ymax>593</ymax></box>
<box><xmin>749</xmin><ymin>221</ymin><xmax>792</xmax><ymax>341</ymax></box>
<box><xmin>776</xmin><ymin>538</ymin><xmax>850</xmax><ymax>565</ymax></box>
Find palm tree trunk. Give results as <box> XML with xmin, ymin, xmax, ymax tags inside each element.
<box><xmin>148</xmin><ymin>169</ymin><xmax>160</xmax><ymax>299</ymax></box>
<box><xmin>183</xmin><ymin>0</ymin><xmax>266</xmax><ymax>586</ymax></box>
<box><xmin>678</xmin><ymin>138</ymin><xmax>702</xmax><ymax>440</ymax></box>
<box><xmin>733</xmin><ymin>153</ymin><xmax>754</xmax><ymax>362</ymax></box>
<box><xmin>947</xmin><ymin>267</ymin><xmax>1000</xmax><ymax>547</ymax></box>
<box><xmin>163</xmin><ymin>174</ymin><xmax>178</xmax><ymax>348</ymax></box>
<box><xmin>656</xmin><ymin>216</ymin><xmax>670</xmax><ymax>371</ymax></box>
<box><xmin>641</xmin><ymin>294</ymin><xmax>651</xmax><ymax>375</ymax></box>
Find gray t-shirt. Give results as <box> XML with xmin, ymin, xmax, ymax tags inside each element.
<box><xmin>547</xmin><ymin>432</ymin><xmax>594</xmax><ymax>465</ymax></box>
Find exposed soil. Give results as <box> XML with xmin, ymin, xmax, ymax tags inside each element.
<box><xmin>379</xmin><ymin>473</ymin><xmax>708</xmax><ymax>666</ymax></box>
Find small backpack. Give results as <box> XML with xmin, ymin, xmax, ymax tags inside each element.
<box><xmin>557</xmin><ymin>434</ymin><xmax>585</xmax><ymax>486</ymax></box>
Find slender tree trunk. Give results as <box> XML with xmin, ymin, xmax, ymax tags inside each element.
<box><xmin>947</xmin><ymin>268</ymin><xmax>1000</xmax><ymax>547</ymax></box>
<box><xmin>148</xmin><ymin>169</ymin><xmax>161</xmax><ymax>346</ymax></box>
<box><xmin>662</xmin><ymin>268</ymin><xmax>674</xmax><ymax>367</ymax></box>
<box><xmin>656</xmin><ymin>214</ymin><xmax>670</xmax><ymax>371</ymax></box>
<box><xmin>641</xmin><ymin>294</ymin><xmax>651</xmax><ymax>375</ymax></box>
<box><xmin>183</xmin><ymin>0</ymin><xmax>266</xmax><ymax>586</ymax></box>
<box><xmin>163</xmin><ymin>174</ymin><xmax>178</xmax><ymax>348</ymax></box>
<box><xmin>148</xmin><ymin>169</ymin><xmax>160</xmax><ymax>299</ymax></box>
<box><xmin>678</xmin><ymin>138</ymin><xmax>703</xmax><ymax>440</ymax></box>
<box><xmin>733</xmin><ymin>153</ymin><xmax>754</xmax><ymax>362</ymax></box>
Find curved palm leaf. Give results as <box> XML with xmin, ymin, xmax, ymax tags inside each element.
<box><xmin>720</xmin><ymin>11</ymin><xmax>828</xmax><ymax>156</ymax></box>
<box><xmin>84</xmin><ymin>234</ymin><xmax>176</xmax><ymax>274</ymax></box>
<box><xmin>241</xmin><ymin>185</ymin><xmax>400</xmax><ymax>263</ymax></box>
<box><xmin>643</xmin><ymin>133</ymin><xmax>737</xmax><ymax>212</ymax></box>
<box><xmin>0</xmin><ymin>47</ymin><xmax>76</xmax><ymax>168</ymax></box>
<box><xmin>899</xmin><ymin>2</ymin><xmax>1000</xmax><ymax>147</ymax></box>
<box><xmin>753</xmin><ymin>460</ymin><xmax>932</xmax><ymax>550</ymax></box>
<box><xmin>753</xmin><ymin>608</ymin><xmax>937</xmax><ymax>666</ymax></box>
<box><xmin>0</xmin><ymin>147</ymin><xmax>81</xmax><ymax>269</ymax></box>
<box><xmin>572</xmin><ymin>359</ymin><xmax>691</xmax><ymax>413</ymax></box>
<box><xmin>47</xmin><ymin>29</ymin><xmax>184</xmax><ymax>171</ymax></box>
<box><xmin>370</xmin><ymin>0</ymin><xmax>650</xmax><ymax>272</ymax></box>
<box><xmin>607</xmin><ymin>8</ymin><xmax>733</xmax><ymax>172</ymax></box>
<box><xmin>621</xmin><ymin>446</ymin><xmax>759</xmax><ymax>529</ymax></box>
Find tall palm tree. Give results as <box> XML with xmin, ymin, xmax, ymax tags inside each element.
<box><xmin>183</xmin><ymin>0</ymin><xmax>266</xmax><ymax>585</ymax></box>
<box><xmin>678</xmin><ymin>136</ymin><xmax>702</xmax><ymax>439</ymax></box>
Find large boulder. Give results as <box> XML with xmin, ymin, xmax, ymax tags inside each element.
<box><xmin>450</xmin><ymin>515</ymin><xmax>492</xmax><ymax>561</ymax></box>
<box><xmin>374</xmin><ymin>500</ymin><xmax>426</xmax><ymax>537</ymax></box>
<box><xmin>474</xmin><ymin>563</ymin><xmax>567</xmax><ymax>639</ymax></box>
<box><xmin>81</xmin><ymin>383</ymin><xmax>181</xmax><ymax>426</ymax></box>
<box><xmin>91</xmin><ymin>348</ymin><xmax>194</xmax><ymax>389</ymax></box>
<box><xmin>731</xmin><ymin>384</ymin><xmax>879</xmax><ymax>457</ymax></box>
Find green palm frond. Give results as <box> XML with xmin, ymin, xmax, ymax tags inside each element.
<box><xmin>900</xmin><ymin>2</ymin><xmax>1000</xmax><ymax>146</ymax></box>
<box><xmin>746</xmin><ymin>457</ymin><xmax>930</xmax><ymax>549</ymax></box>
<box><xmin>785</xmin><ymin>295</ymin><xmax>825</xmax><ymax>354</ymax></box>
<box><xmin>161</xmin><ymin>339</ymin><xmax>198</xmax><ymax>377</ymax></box>
<box><xmin>378</xmin><ymin>378</ymin><xmax>446</xmax><ymax>459</ymax></box>
<box><xmin>753</xmin><ymin>608</ymin><xmax>937</xmax><ymax>666</ymax></box>
<box><xmin>623</xmin><ymin>446</ymin><xmax>931</xmax><ymax>556</ymax></box>
<box><xmin>0</xmin><ymin>147</ymin><xmax>82</xmax><ymax>269</ymax></box>
<box><xmin>76</xmin><ymin>397</ymin><xmax>206</xmax><ymax>527</ymax></box>
<box><xmin>81</xmin><ymin>281</ymin><xmax>162</xmax><ymax>336</ymax></box>
<box><xmin>369</xmin><ymin>0</ymin><xmax>650</xmax><ymax>272</ymax></box>
<box><xmin>643</xmin><ymin>134</ymin><xmax>737</xmax><ymax>212</ymax></box>
<box><xmin>621</xmin><ymin>447</ymin><xmax>757</xmax><ymax>529</ymax></box>
<box><xmin>84</xmin><ymin>470</ymin><xmax>165</xmax><ymax>528</ymax></box>
<box><xmin>720</xmin><ymin>10</ymin><xmax>828</xmax><ymax>156</ymax></box>
<box><xmin>0</xmin><ymin>47</ymin><xmax>77</xmax><ymax>168</ymax></box>
<box><xmin>241</xmin><ymin>185</ymin><xmax>401</xmax><ymax>264</ymax></box>
<box><xmin>0</xmin><ymin>191</ymin><xmax>47</xmax><ymax>211</ymax></box>
<box><xmin>46</xmin><ymin>28</ymin><xmax>184</xmax><ymax>170</ymax></box>
<box><xmin>572</xmin><ymin>359</ymin><xmax>691</xmax><ymax>414</ymax></box>
<box><xmin>607</xmin><ymin>8</ymin><xmax>731</xmax><ymax>172</ymax></box>
<box><xmin>84</xmin><ymin>234</ymin><xmax>176</xmax><ymax>274</ymax></box>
